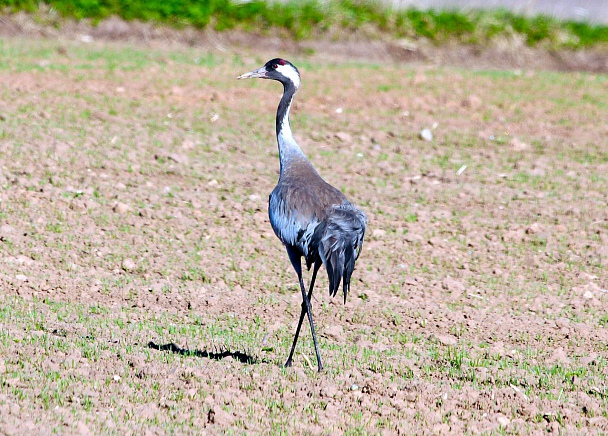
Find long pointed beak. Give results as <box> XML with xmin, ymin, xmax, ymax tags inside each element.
<box><xmin>237</xmin><ymin>66</ymin><xmax>267</xmax><ymax>80</ymax></box>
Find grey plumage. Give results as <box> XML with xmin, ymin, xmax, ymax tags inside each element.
<box><xmin>318</xmin><ymin>201</ymin><xmax>366</xmax><ymax>303</ymax></box>
<box><xmin>269</xmin><ymin>164</ymin><xmax>366</xmax><ymax>303</ymax></box>
<box><xmin>238</xmin><ymin>58</ymin><xmax>367</xmax><ymax>371</ymax></box>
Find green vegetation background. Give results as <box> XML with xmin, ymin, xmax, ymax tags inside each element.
<box><xmin>1</xmin><ymin>0</ymin><xmax>607</xmax><ymax>48</ymax></box>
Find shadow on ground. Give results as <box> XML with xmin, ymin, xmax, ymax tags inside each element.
<box><xmin>147</xmin><ymin>341</ymin><xmax>257</xmax><ymax>364</ymax></box>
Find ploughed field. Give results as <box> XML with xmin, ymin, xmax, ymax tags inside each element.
<box><xmin>0</xmin><ymin>37</ymin><xmax>607</xmax><ymax>434</ymax></box>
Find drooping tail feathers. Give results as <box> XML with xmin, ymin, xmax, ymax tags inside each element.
<box><xmin>318</xmin><ymin>202</ymin><xmax>367</xmax><ymax>304</ymax></box>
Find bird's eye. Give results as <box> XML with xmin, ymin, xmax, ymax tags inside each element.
<box><xmin>272</xmin><ymin>64</ymin><xmax>278</xmax><ymax>69</ymax></box>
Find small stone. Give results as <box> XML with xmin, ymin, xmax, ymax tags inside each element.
<box><xmin>529</xmin><ymin>167</ymin><xmax>546</xmax><ymax>177</ymax></box>
<box><xmin>511</xmin><ymin>138</ymin><xmax>529</xmax><ymax>151</ymax></box>
<box><xmin>497</xmin><ymin>416</ymin><xmax>511</xmax><ymax>426</ymax></box>
<box><xmin>391</xmin><ymin>398</ymin><xmax>407</xmax><ymax>411</ymax></box>
<box><xmin>442</xmin><ymin>277</ymin><xmax>465</xmax><ymax>293</ymax></box>
<box><xmin>335</xmin><ymin>132</ymin><xmax>352</xmax><ymax>143</ymax></box>
<box><xmin>467</xmin><ymin>391</ymin><xmax>480</xmax><ymax>405</ymax></box>
<box><xmin>372</xmin><ymin>229</ymin><xmax>386</xmax><ymax>237</ymax></box>
<box><xmin>555</xmin><ymin>317</ymin><xmax>570</xmax><ymax>329</ymax></box>
<box><xmin>414</xmin><ymin>71</ymin><xmax>426</xmax><ymax>84</ymax></box>
<box><xmin>350</xmin><ymin>384</ymin><xmax>359</xmax><ymax>391</ymax></box>
<box><xmin>182</xmin><ymin>139</ymin><xmax>195</xmax><ymax>150</ymax></box>
<box><xmin>405</xmin><ymin>392</ymin><xmax>417</xmax><ymax>402</ymax></box>
<box><xmin>208</xmin><ymin>407</ymin><xmax>233</xmax><ymax>425</ymax></box>
<box><xmin>167</xmin><ymin>153</ymin><xmax>189</xmax><ymax>165</ymax></box>
<box><xmin>524</xmin><ymin>255</ymin><xmax>539</xmax><ymax>267</ymax></box>
<box><xmin>113</xmin><ymin>203</ymin><xmax>130</xmax><ymax>214</ymax></box>
<box><xmin>15</xmin><ymin>274</ymin><xmax>28</xmax><ymax>282</ymax></box>
<box><xmin>1</xmin><ymin>224</ymin><xmax>14</xmax><ymax>234</ymax></box>
<box><xmin>461</xmin><ymin>95</ymin><xmax>482</xmax><ymax>109</ymax></box>
<box><xmin>503</xmin><ymin>229</ymin><xmax>525</xmax><ymax>242</ymax></box>
<box><xmin>324</xmin><ymin>325</ymin><xmax>343</xmax><ymax>341</ymax></box>
<box><xmin>320</xmin><ymin>385</ymin><xmax>338</xmax><ymax>398</ymax></box>
<box><xmin>428</xmin><ymin>237</ymin><xmax>445</xmax><ymax>247</ymax></box>
<box><xmin>520</xmin><ymin>403</ymin><xmax>539</xmax><ymax>418</ymax></box>
<box><xmin>434</xmin><ymin>334</ymin><xmax>457</xmax><ymax>346</ymax></box>
<box><xmin>74</xmin><ymin>422</ymin><xmax>92</xmax><ymax>436</ymax></box>
<box><xmin>404</xmin><ymin>233</ymin><xmax>423</xmax><ymax>243</ymax></box>
<box><xmin>475</xmin><ymin>367</ymin><xmax>488</xmax><ymax>383</ymax></box>
<box><xmin>526</xmin><ymin>223</ymin><xmax>544</xmax><ymax>234</ymax></box>
<box><xmin>432</xmin><ymin>423</ymin><xmax>450</xmax><ymax>434</ymax></box>
<box><xmin>122</xmin><ymin>258</ymin><xmax>136</xmax><ymax>271</ymax></box>
<box><xmin>419</xmin><ymin>128</ymin><xmax>433</xmax><ymax>141</ymax></box>
<box><xmin>585</xmin><ymin>297</ymin><xmax>600</xmax><ymax>308</ymax></box>
<box><xmin>549</xmin><ymin>347</ymin><xmax>570</xmax><ymax>364</ymax></box>
<box><xmin>548</xmin><ymin>421</ymin><xmax>560</xmax><ymax>434</ymax></box>
<box><xmin>113</xmin><ymin>374</ymin><xmax>121</xmax><ymax>381</ymax></box>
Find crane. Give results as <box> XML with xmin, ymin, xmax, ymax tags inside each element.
<box><xmin>238</xmin><ymin>59</ymin><xmax>367</xmax><ymax>371</ymax></box>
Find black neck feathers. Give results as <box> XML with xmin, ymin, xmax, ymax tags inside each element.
<box><xmin>276</xmin><ymin>81</ymin><xmax>297</xmax><ymax>138</ymax></box>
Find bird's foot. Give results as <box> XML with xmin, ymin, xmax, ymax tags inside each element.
<box><xmin>284</xmin><ymin>359</ymin><xmax>293</xmax><ymax>368</ymax></box>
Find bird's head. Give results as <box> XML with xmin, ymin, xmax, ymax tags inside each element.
<box><xmin>237</xmin><ymin>58</ymin><xmax>300</xmax><ymax>90</ymax></box>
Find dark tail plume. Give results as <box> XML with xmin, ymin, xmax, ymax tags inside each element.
<box><xmin>318</xmin><ymin>203</ymin><xmax>366</xmax><ymax>303</ymax></box>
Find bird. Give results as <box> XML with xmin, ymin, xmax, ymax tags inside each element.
<box><xmin>237</xmin><ymin>59</ymin><xmax>367</xmax><ymax>372</ymax></box>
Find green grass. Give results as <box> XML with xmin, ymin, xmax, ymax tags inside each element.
<box><xmin>2</xmin><ymin>294</ymin><xmax>606</xmax><ymax>432</ymax></box>
<box><xmin>1</xmin><ymin>0</ymin><xmax>608</xmax><ymax>48</ymax></box>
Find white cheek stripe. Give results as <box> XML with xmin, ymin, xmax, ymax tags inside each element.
<box><xmin>276</xmin><ymin>64</ymin><xmax>300</xmax><ymax>88</ymax></box>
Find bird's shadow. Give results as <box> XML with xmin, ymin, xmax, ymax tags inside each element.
<box><xmin>147</xmin><ymin>341</ymin><xmax>257</xmax><ymax>364</ymax></box>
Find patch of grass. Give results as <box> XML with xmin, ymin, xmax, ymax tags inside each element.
<box><xmin>1</xmin><ymin>0</ymin><xmax>608</xmax><ymax>48</ymax></box>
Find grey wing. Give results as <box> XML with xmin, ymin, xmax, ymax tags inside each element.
<box><xmin>350</xmin><ymin>204</ymin><xmax>367</xmax><ymax>260</ymax></box>
<box><xmin>268</xmin><ymin>188</ymin><xmax>321</xmax><ymax>259</ymax></box>
<box><xmin>325</xmin><ymin>201</ymin><xmax>367</xmax><ymax>261</ymax></box>
<box><xmin>318</xmin><ymin>201</ymin><xmax>367</xmax><ymax>302</ymax></box>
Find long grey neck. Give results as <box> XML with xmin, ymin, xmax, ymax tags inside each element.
<box><xmin>276</xmin><ymin>82</ymin><xmax>305</xmax><ymax>174</ymax></box>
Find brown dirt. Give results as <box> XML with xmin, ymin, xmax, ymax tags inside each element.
<box><xmin>0</xmin><ymin>33</ymin><xmax>606</xmax><ymax>434</ymax></box>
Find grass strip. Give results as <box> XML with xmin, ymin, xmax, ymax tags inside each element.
<box><xmin>1</xmin><ymin>0</ymin><xmax>607</xmax><ymax>49</ymax></box>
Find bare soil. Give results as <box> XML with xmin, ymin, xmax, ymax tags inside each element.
<box><xmin>0</xmin><ymin>33</ymin><xmax>606</xmax><ymax>434</ymax></box>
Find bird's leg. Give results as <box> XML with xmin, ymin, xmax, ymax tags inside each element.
<box><xmin>298</xmin><ymin>273</ymin><xmax>323</xmax><ymax>372</ymax></box>
<box><xmin>285</xmin><ymin>248</ymin><xmax>323</xmax><ymax>371</ymax></box>
<box><xmin>285</xmin><ymin>261</ymin><xmax>321</xmax><ymax>368</ymax></box>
